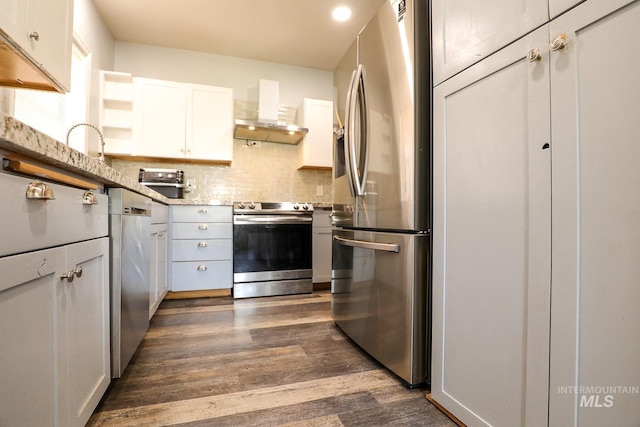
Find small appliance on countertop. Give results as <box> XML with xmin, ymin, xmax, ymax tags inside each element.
<box><xmin>138</xmin><ymin>168</ymin><xmax>185</xmax><ymax>199</ymax></box>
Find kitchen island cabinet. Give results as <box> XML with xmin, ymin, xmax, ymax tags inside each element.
<box><xmin>170</xmin><ymin>205</ymin><xmax>233</xmax><ymax>291</ymax></box>
<box><xmin>432</xmin><ymin>0</ymin><xmax>640</xmax><ymax>426</ymax></box>
<box><xmin>0</xmin><ymin>0</ymin><xmax>73</xmax><ymax>91</ymax></box>
<box><xmin>134</xmin><ymin>78</ymin><xmax>233</xmax><ymax>163</ymax></box>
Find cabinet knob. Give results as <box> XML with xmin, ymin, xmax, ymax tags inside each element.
<box><xmin>549</xmin><ymin>34</ymin><xmax>568</xmax><ymax>52</ymax></box>
<box><xmin>29</xmin><ymin>31</ymin><xmax>40</xmax><ymax>41</ymax></box>
<box><xmin>197</xmin><ymin>241</ymin><xmax>208</xmax><ymax>248</ymax></box>
<box><xmin>198</xmin><ymin>208</ymin><xmax>208</xmax><ymax>213</ymax></box>
<box><xmin>60</xmin><ymin>270</ymin><xmax>74</xmax><ymax>283</ymax></box>
<box><xmin>526</xmin><ymin>48</ymin><xmax>541</xmax><ymax>62</ymax></box>
<box><xmin>198</xmin><ymin>224</ymin><xmax>208</xmax><ymax>230</ymax></box>
<box><xmin>74</xmin><ymin>266</ymin><xmax>83</xmax><ymax>278</ymax></box>
<box><xmin>197</xmin><ymin>265</ymin><xmax>207</xmax><ymax>271</ymax></box>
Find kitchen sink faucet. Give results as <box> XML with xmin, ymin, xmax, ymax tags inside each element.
<box><xmin>65</xmin><ymin>123</ymin><xmax>105</xmax><ymax>163</ymax></box>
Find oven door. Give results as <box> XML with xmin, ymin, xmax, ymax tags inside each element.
<box><xmin>233</xmin><ymin>215</ymin><xmax>312</xmax><ymax>284</ymax></box>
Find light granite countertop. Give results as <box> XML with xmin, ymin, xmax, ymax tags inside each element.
<box><xmin>0</xmin><ymin>113</ymin><xmax>231</xmax><ymax>206</ymax></box>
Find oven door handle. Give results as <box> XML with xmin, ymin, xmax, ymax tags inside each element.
<box><xmin>234</xmin><ymin>216</ymin><xmax>312</xmax><ymax>225</ymax></box>
<box><xmin>333</xmin><ymin>235</ymin><xmax>400</xmax><ymax>253</ymax></box>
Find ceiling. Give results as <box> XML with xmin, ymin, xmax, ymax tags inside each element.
<box><xmin>91</xmin><ymin>0</ymin><xmax>387</xmax><ymax>71</ymax></box>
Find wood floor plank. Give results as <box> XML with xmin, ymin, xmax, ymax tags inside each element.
<box><xmin>89</xmin><ymin>291</ymin><xmax>457</xmax><ymax>426</ymax></box>
<box><xmin>89</xmin><ymin>369</ymin><xmax>399</xmax><ymax>426</ymax></box>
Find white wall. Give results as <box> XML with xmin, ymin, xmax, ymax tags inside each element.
<box><xmin>73</xmin><ymin>0</ymin><xmax>116</xmax><ymax>155</ymax></box>
<box><xmin>114</xmin><ymin>42</ymin><xmax>334</xmax><ymax>107</ymax></box>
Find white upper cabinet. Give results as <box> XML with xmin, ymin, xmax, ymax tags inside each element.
<box><xmin>187</xmin><ymin>84</ymin><xmax>233</xmax><ymax>162</ymax></box>
<box><xmin>0</xmin><ymin>0</ymin><xmax>73</xmax><ymax>91</ymax></box>
<box><xmin>297</xmin><ymin>98</ymin><xmax>333</xmax><ymax>169</ymax></box>
<box><xmin>432</xmin><ymin>0</ymin><xmax>548</xmax><ymax>85</ymax></box>
<box><xmin>134</xmin><ymin>77</ymin><xmax>233</xmax><ymax>162</ymax></box>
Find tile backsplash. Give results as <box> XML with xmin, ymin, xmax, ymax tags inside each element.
<box><xmin>110</xmin><ymin>100</ymin><xmax>333</xmax><ymax>203</ymax></box>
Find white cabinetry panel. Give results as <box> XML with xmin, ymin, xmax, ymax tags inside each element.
<box><xmin>432</xmin><ymin>26</ymin><xmax>551</xmax><ymax>427</ymax></box>
<box><xmin>134</xmin><ymin>78</ymin><xmax>233</xmax><ymax>162</ymax></box>
<box><xmin>298</xmin><ymin>98</ymin><xmax>333</xmax><ymax>169</ymax></box>
<box><xmin>170</xmin><ymin>205</ymin><xmax>233</xmax><ymax>291</ymax></box>
<box><xmin>0</xmin><ymin>0</ymin><xmax>73</xmax><ymax>90</ymax></box>
<box><xmin>432</xmin><ymin>0</ymin><xmax>548</xmax><ymax>85</ymax></box>
<box><xmin>549</xmin><ymin>1</ymin><xmax>640</xmax><ymax>425</ymax></box>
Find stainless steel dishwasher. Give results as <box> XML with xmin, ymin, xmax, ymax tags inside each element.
<box><xmin>108</xmin><ymin>188</ymin><xmax>151</xmax><ymax>378</ymax></box>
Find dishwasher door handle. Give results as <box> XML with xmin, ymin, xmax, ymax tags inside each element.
<box><xmin>333</xmin><ymin>235</ymin><xmax>400</xmax><ymax>253</ymax></box>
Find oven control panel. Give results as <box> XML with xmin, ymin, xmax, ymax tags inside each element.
<box><xmin>233</xmin><ymin>202</ymin><xmax>313</xmax><ymax>214</ymax></box>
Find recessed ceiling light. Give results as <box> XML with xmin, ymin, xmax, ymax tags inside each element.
<box><xmin>332</xmin><ymin>6</ymin><xmax>352</xmax><ymax>22</ymax></box>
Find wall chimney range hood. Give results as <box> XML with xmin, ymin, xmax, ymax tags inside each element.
<box><xmin>233</xmin><ymin>119</ymin><xmax>308</xmax><ymax>145</ymax></box>
<box><xmin>234</xmin><ymin>79</ymin><xmax>307</xmax><ymax>144</ymax></box>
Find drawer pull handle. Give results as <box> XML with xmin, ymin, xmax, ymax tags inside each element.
<box><xmin>197</xmin><ymin>241</ymin><xmax>208</xmax><ymax>248</ymax></box>
<box><xmin>26</xmin><ymin>180</ymin><xmax>55</xmax><ymax>200</ymax></box>
<box><xmin>197</xmin><ymin>265</ymin><xmax>207</xmax><ymax>271</ymax></box>
<box><xmin>198</xmin><ymin>208</ymin><xmax>208</xmax><ymax>213</ymax></box>
<box><xmin>198</xmin><ymin>224</ymin><xmax>208</xmax><ymax>230</ymax></box>
<box><xmin>82</xmin><ymin>191</ymin><xmax>99</xmax><ymax>205</ymax></box>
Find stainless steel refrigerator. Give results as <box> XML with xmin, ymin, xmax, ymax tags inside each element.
<box><xmin>331</xmin><ymin>0</ymin><xmax>431</xmax><ymax>387</ymax></box>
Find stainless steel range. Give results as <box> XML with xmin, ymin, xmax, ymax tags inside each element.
<box><xmin>233</xmin><ymin>202</ymin><xmax>313</xmax><ymax>298</ymax></box>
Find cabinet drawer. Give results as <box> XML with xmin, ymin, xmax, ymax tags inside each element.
<box><xmin>171</xmin><ymin>205</ymin><xmax>231</xmax><ymax>223</ymax></box>
<box><xmin>0</xmin><ymin>173</ymin><xmax>108</xmax><ymax>257</ymax></box>
<box><xmin>171</xmin><ymin>239</ymin><xmax>232</xmax><ymax>261</ymax></box>
<box><xmin>172</xmin><ymin>222</ymin><xmax>232</xmax><ymax>239</ymax></box>
<box><xmin>171</xmin><ymin>260</ymin><xmax>232</xmax><ymax>291</ymax></box>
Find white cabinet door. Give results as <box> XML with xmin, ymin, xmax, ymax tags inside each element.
<box><xmin>0</xmin><ymin>0</ymin><xmax>72</xmax><ymax>90</ymax></box>
<box><xmin>432</xmin><ymin>0</ymin><xmax>548</xmax><ymax>85</ymax></box>
<box><xmin>135</xmin><ymin>78</ymin><xmax>187</xmax><ymax>158</ymax></box>
<box><xmin>62</xmin><ymin>237</ymin><xmax>110</xmax><ymax>427</ymax></box>
<box><xmin>135</xmin><ymin>78</ymin><xmax>233</xmax><ymax>162</ymax></box>
<box><xmin>298</xmin><ymin>98</ymin><xmax>333</xmax><ymax>169</ymax></box>
<box><xmin>549</xmin><ymin>1</ymin><xmax>640</xmax><ymax>425</ymax></box>
<box><xmin>312</xmin><ymin>210</ymin><xmax>332</xmax><ymax>283</ymax></box>
<box><xmin>0</xmin><ymin>247</ymin><xmax>65</xmax><ymax>427</ymax></box>
<box><xmin>149</xmin><ymin>223</ymin><xmax>168</xmax><ymax>318</ymax></box>
<box><xmin>187</xmin><ymin>84</ymin><xmax>233</xmax><ymax>162</ymax></box>
<box><xmin>432</xmin><ymin>25</ymin><xmax>551</xmax><ymax>427</ymax></box>
<box><xmin>24</xmin><ymin>0</ymin><xmax>73</xmax><ymax>89</ymax></box>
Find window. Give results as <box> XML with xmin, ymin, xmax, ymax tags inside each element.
<box><xmin>13</xmin><ymin>36</ymin><xmax>91</xmax><ymax>153</ymax></box>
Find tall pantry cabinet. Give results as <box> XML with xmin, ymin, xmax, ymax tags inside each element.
<box><xmin>431</xmin><ymin>0</ymin><xmax>640</xmax><ymax>426</ymax></box>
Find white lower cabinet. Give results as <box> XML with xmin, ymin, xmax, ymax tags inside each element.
<box><xmin>432</xmin><ymin>0</ymin><xmax>640</xmax><ymax>426</ymax></box>
<box><xmin>312</xmin><ymin>210</ymin><xmax>332</xmax><ymax>283</ymax></box>
<box><xmin>170</xmin><ymin>205</ymin><xmax>233</xmax><ymax>291</ymax></box>
<box><xmin>0</xmin><ymin>237</ymin><xmax>110</xmax><ymax>427</ymax></box>
<box><xmin>149</xmin><ymin>223</ymin><xmax>168</xmax><ymax>318</ymax></box>
<box><xmin>149</xmin><ymin>202</ymin><xmax>169</xmax><ymax>318</ymax></box>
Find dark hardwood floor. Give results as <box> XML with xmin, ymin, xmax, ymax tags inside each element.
<box><xmin>88</xmin><ymin>291</ymin><xmax>455</xmax><ymax>426</ymax></box>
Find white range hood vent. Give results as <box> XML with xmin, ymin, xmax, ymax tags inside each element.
<box><xmin>234</xmin><ymin>79</ymin><xmax>308</xmax><ymax>145</ymax></box>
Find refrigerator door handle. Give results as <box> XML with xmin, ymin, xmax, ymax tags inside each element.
<box><xmin>344</xmin><ymin>69</ymin><xmax>357</xmax><ymax>197</ymax></box>
<box><xmin>347</xmin><ymin>64</ymin><xmax>370</xmax><ymax>197</ymax></box>
<box><xmin>333</xmin><ymin>235</ymin><xmax>400</xmax><ymax>253</ymax></box>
